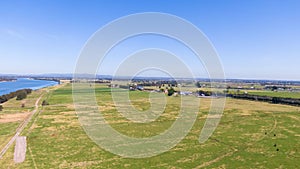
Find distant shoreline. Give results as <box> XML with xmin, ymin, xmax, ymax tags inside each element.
<box><xmin>0</xmin><ymin>78</ymin><xmax>16</xmax><ymax>83</ymax></box>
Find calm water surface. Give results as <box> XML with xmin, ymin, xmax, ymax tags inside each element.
<box><xmin>0</xmin><ymin>78</ymin><xmax>58</xmax><ymax>96</ymax></box>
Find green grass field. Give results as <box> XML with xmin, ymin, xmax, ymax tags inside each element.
<box><xmin>247</xmin><ymin>90</ymin><xmax>300</xmax><ymax>99</ymax></box>
<box><xmin>0</xmin><ymin>83</ymin><xmax>299</xmax><ymax>168</ymax></box>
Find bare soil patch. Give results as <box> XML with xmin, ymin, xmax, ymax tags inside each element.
<box><xmin>0</xmin><ymin>112</ymin><xmax>30</xmax><ymax>123</ymax></box>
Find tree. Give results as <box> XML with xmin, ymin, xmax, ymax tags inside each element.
<box><xmin>0</xmin><ymin>89</ymin><xmax>32</xmax><ymax>103</ymax></box>
<box><xmin>198</xmin><ymin>90</ymin><xmax>212</xmax><ymax>96</ymax></box>
<box><xmin>168</xmin><ymin>87</ymin><xmax>175</xmax><ymax>96</ymax></box>
<box><xmin>195</xmin><ymin>81</ymin><xmax>201</xmax><ymax>88</ymax></box>
<box><xmin>0</xmin><ymin>105</ymin><xmax>3</xmax><ymax>111</ymax></box>
<box><xmin>42</xmin><ymin>100</ymin><xmax>49</xmax><ymax>106</ymax></box>
<box><xmin>16</xmin><ymin>91</ymin><xmax>27</xmax><ymax>100</ymax></box>
<box><xmin>271</xmin><ymin>86</ymin><xmax>278</xmax><ymax>91</ymax></box>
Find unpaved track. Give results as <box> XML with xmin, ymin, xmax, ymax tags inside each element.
<box><xmin>13</xmin><ymin>136</ymin><xmax>26</xmax><ymax>163</ymax></box>
<box><xmin>0</xmin><ymin>96</ymin><xmax>42</xmax><ymax>160</ymax></box>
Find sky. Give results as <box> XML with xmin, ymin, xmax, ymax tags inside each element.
<box><xmin>0</xmin><ymin>0</ymin><xmax>299</xmax><ymax>80</ymax></box>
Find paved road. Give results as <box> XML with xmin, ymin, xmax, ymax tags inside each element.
<box><xmin>0</xmin><ymin>96</ymin><xmax>42</xmax><ymax>160</ymax></box>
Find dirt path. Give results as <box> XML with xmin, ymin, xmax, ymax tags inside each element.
<box><xmin>13</xmin><ymin>136</ymin><xmax>26</xmax><ymax>163</ymax></box>
<box><xmin>0</xmin><ymin>95</ymin><xmax>42</xmax><ymax>160</ymax></box>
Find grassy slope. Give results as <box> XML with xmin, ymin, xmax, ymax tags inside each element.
<box><xmin>3</xmin><ymin>83</ymin><xmax>300</xmax><ymax>168</ymax></box>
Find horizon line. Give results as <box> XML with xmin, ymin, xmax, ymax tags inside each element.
<box><xmin>0</xmin><ymin>73</ymin><xmax>300</xmax><ymax>82</ymax></box>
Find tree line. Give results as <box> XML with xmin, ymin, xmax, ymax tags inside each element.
<box><xmin>228</xmin><ymin>94</ymin><xmax>300</xmax><ymax>106</ymax></box>
<box><xmin>0</xmin><ymin>89</ymin><xmax>32</xmax><ymax>104</ymax></box>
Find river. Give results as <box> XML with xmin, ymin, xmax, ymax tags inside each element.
<box><xmin>0</xmin><ymin>78</ymin><xmax>59</xmax><ymax>96</ymax></box>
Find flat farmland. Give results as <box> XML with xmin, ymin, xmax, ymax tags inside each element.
<box><xmin>247</xmin><ymin>90</ymin><xmax>300</xmax><ymax>99</ymax></box>
<box><xmin>1</xmin><ymin>83</ymin><xmax>299</xmax><ymax>168</ymax></box>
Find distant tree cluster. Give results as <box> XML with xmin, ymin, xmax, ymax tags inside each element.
<box><xmin>197</xmin><ymin>90</ymin><xmax>225</xmax><ymax>97</ymax></box>
<box><xmin>198</xmin><ymin>90</ymin><xmax>212</xmax><ymax>96</ymax></box>
<box><xmin>130</xmin><ymin>80</ymin><xmax>178</xmax><ymax>88</ymax></box>
<box><xmin>0</xmin><ymin>89</ymin><xmax>32</xmax><ymax>104</ymax></box>
<box><xmin>195</xmin><ymin>81</ymin><xmax>202</xmax><ymax>88</ymax></box>
<box><xmin>264</xmin><ymin>85</ymin><xmax>291</xmax><ymax>91</ymax></box>
<box><xmin>229</xmin><ymin>94</ymin><xmax>300</xmax><ymax>106</ymax></box>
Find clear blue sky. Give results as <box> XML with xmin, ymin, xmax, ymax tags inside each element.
<box><xmin>0</xmin><ymin>0</ymin><xmax>299</xmax><ymax>80</ymax></box>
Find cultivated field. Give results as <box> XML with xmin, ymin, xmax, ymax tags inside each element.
<box><xmin>0</xmin><ymin>83</ymin><xmax>299</xmax><ymax>168</ymax></box>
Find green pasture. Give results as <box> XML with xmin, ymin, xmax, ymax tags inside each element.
<box><xmin>247</xmin><ymin>90</ymin><xmax>300</xmax><ymax>99</ymax></box>
<box><xmin>0</xmin><ymin>83</ymin><xmax>299</xmax><ymax>168</ymax></box>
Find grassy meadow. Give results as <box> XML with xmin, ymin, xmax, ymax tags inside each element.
<box><xmin>0</xmin><ymin>88</ymin><xmax>48</xmax><ymax>153</ymax></box>
<box><xmin>0</xmin><ymin>83</ymin><xmax>299</xmax><ymax>168</ymax></box>
<box><xmin>247</xmin><ymin>90</ymin><xmax>300</xmax><ymax>99</ymax></box>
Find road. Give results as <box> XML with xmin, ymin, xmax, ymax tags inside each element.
<box><xmin>0</xmin><ymin>95</ymin><xmax>42</xmax><ymax>160</ymax></box>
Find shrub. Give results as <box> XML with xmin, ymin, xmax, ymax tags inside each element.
<box><xmin>168</xmin><ymin>88</ymin><xmax>175</xmax><ymax>96</ymax></box>
<box><xmin>42</xmin><ymin>100</ymin><xmax>49</xmax><ymax>106</ymax></box>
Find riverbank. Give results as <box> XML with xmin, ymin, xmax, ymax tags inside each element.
<box><xmin>0</xmin><ymin>79</ymin><xmax>16</xmax><ymax>83</ymax></box>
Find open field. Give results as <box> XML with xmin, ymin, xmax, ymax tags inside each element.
<box><xmin>0</xmin><ymin>83</ymin><xmax>299</xmax><ymax>168</ymax></box>
<box><xmin>0</xmin><ymin>88</ymin><xmax>48</xmax><ymax>153</ymax></box>
<box><xmin>247</xmin><ymin>90</ymin><xmax>300</xmax><ymax>99</ymax></box>
<box><xmin>0</xmin><ymin>84</ymin><xmax>64</xmax><ymax>166</ymax></box>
